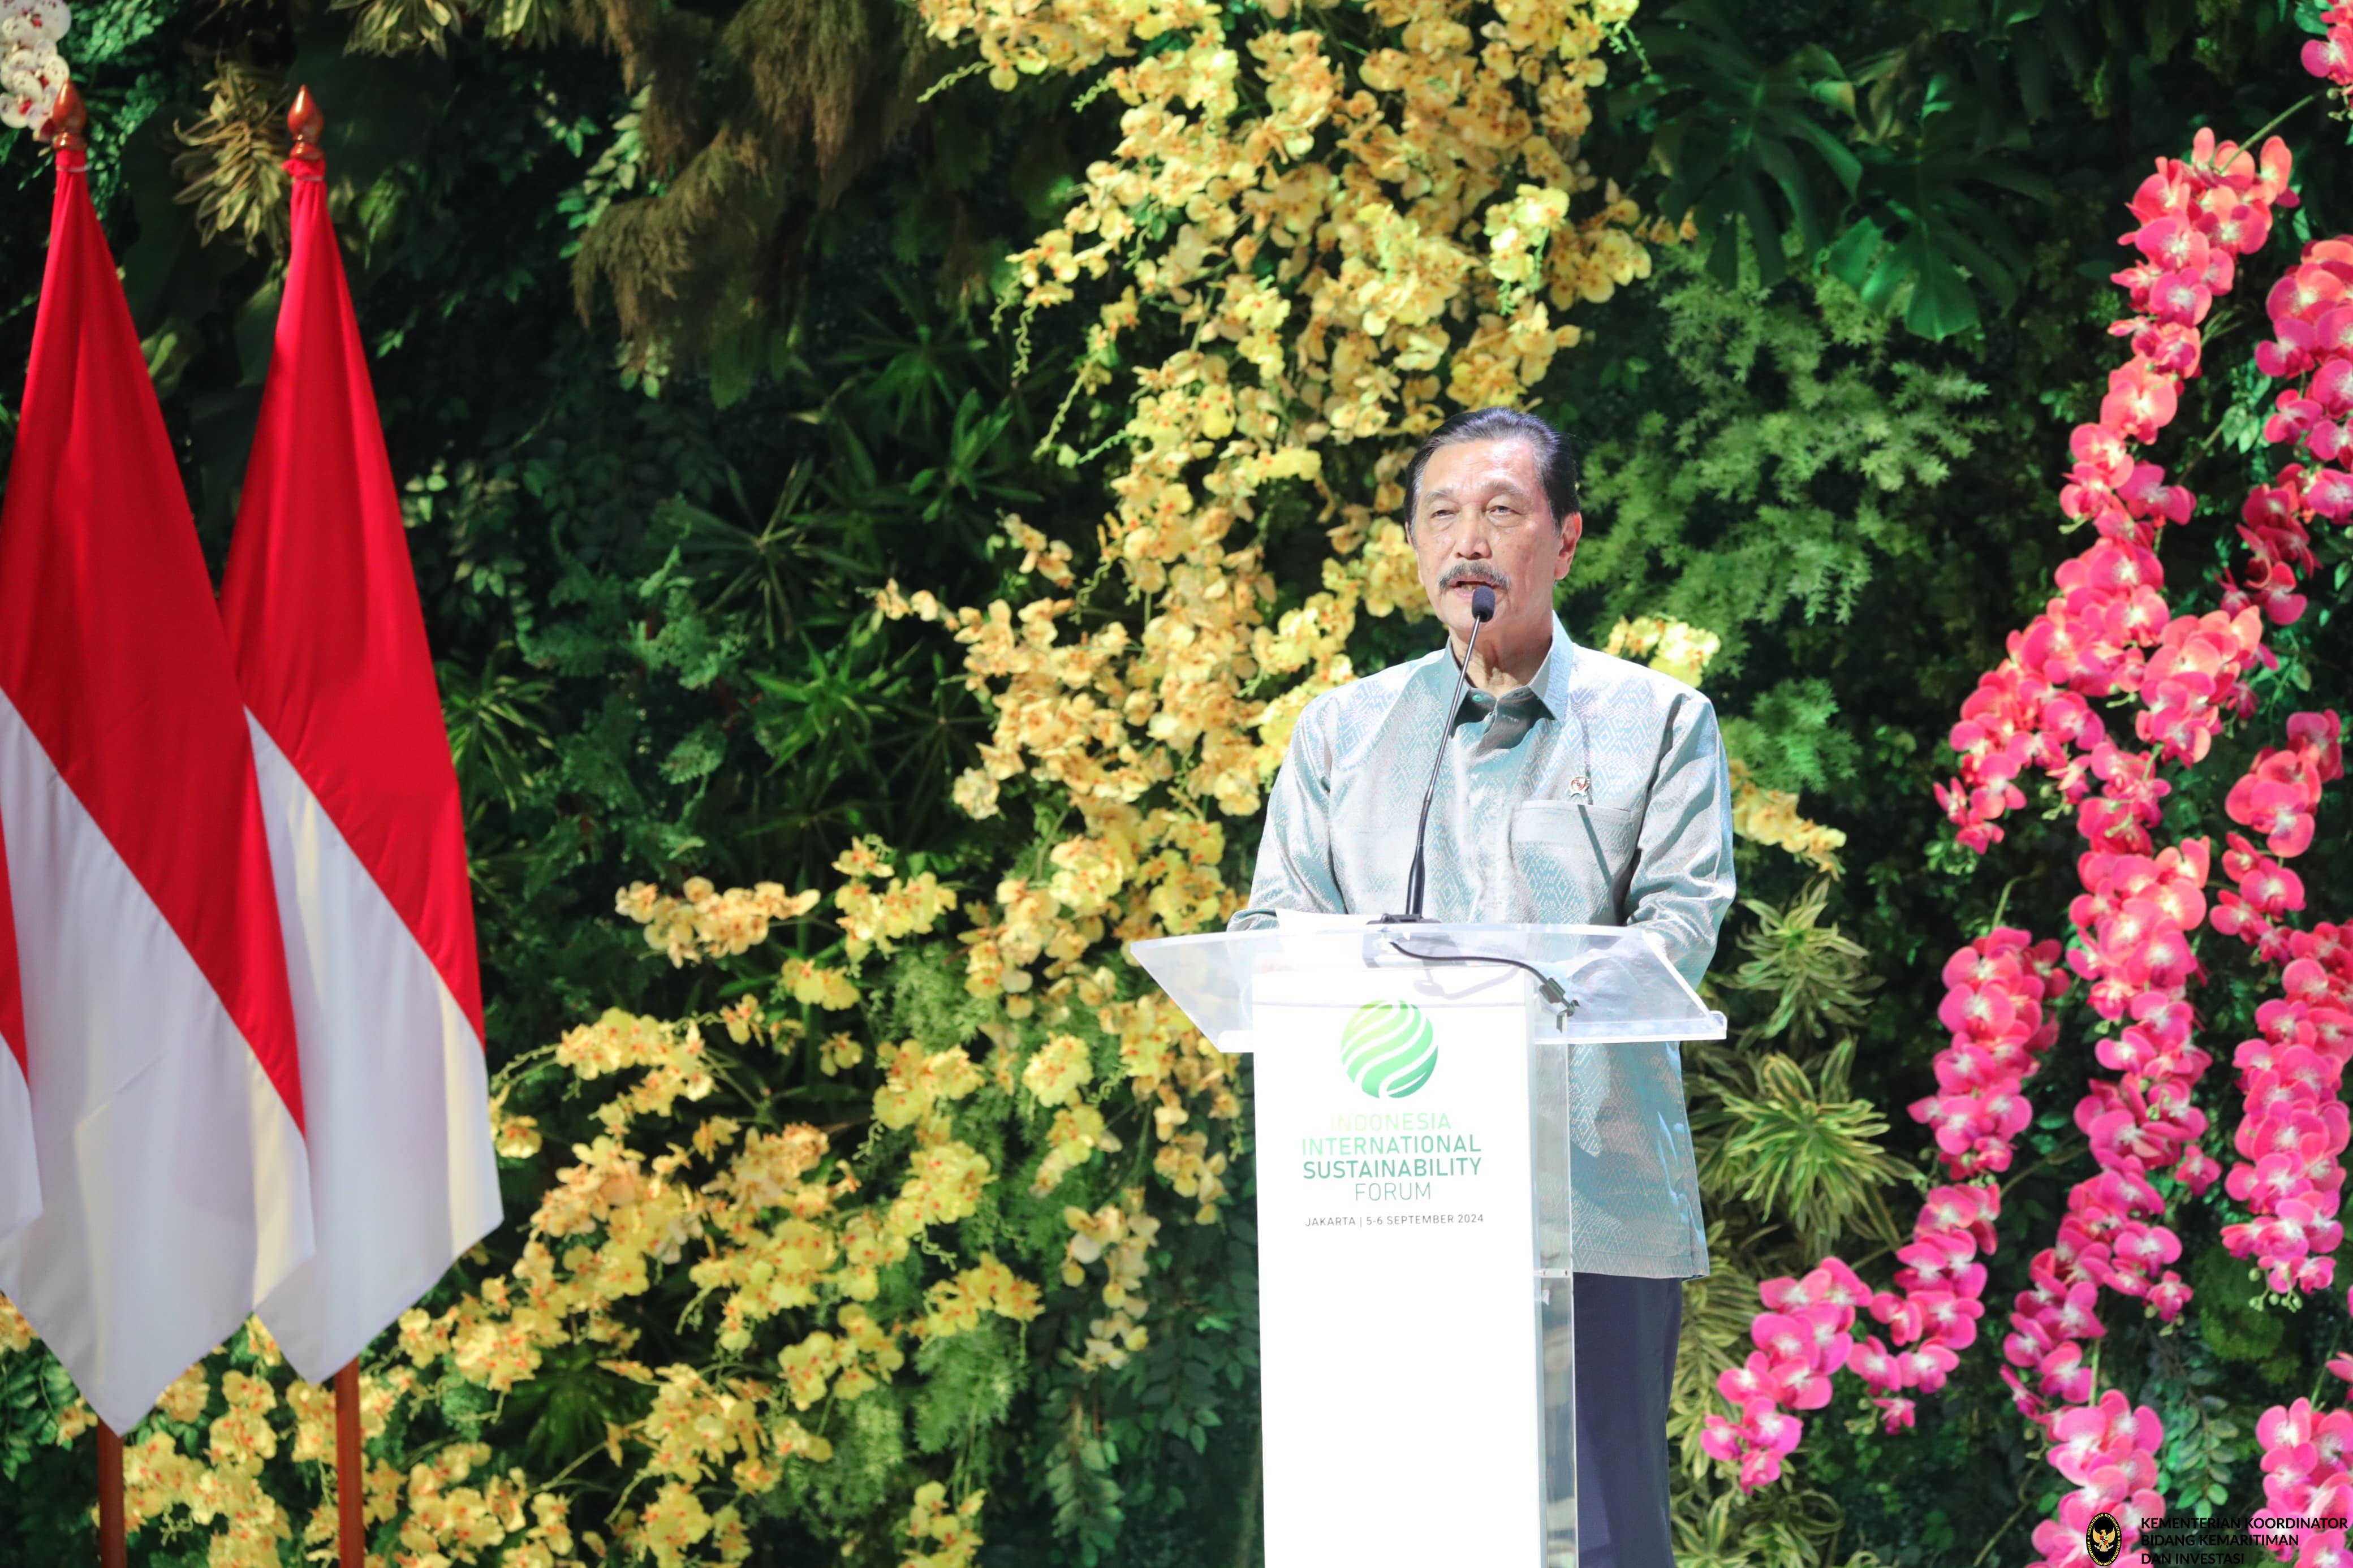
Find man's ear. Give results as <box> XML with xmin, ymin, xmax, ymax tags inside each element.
<box><xmin>1556</xmin><ymin>511</ymin><xmax>1583</xmax><ymax>578</ymax></box>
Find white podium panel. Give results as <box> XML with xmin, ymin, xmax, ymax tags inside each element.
<box><xmin>1247</xmin><ymin>965</ymin><xmax>1541</xmax><ymax>1568</ymax></box>
<box><xmin>1130</xmin><ymin>920</ymin><xmax>1723</xmax><ymax>1568</ymax></box>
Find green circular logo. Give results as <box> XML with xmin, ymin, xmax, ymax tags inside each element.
<box><xmin>1339</xmin><ymin>1000</ymin><xmax>1438</xmax><ymax>1099</ymax></box>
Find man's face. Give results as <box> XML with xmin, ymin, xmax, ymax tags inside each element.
<box><xmin>1410</xmin><ymin>436</ymin><xmax>1581</xmax><ymax>647</ymax></box>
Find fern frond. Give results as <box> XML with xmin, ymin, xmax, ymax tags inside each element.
<box><xmin>171</xmin><ymin>59</ymin><xmax>288</xmax><ymax>254</ymax></box>
<box><xmin>1723</xmin><ymin>878</ymin><xmax>1880</xmax><ymax>1051</ymax></box>
<box><xmin>1696</xmin><ymin>1044</ymin><xmax>1909</xmax><ymax>1254</ymax></box>
<box><xmin>566</xmin><ymin>0</ymin><xmax>928</xmax><ymax>364</ymax></box>
<box><xmin>335</xmin><ymin>0</ymin><xmax>465</xmax><ymax>57</ymax></box>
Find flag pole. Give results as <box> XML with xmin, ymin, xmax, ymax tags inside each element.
<box><xmin>37</xmin><ymin>70</ymin><xmax>129</xmax><ymax>1560</ymax></box>
<box><xmin>95</xmin><ymin>1422</ymin><xmax>124</xmax><ymax>1568</ymax></box>
<box><xmin>285</xmin><ymin>86</ymin><xmax>365</xmax><ymax>1568</ymax></box>
<box><xmin>46</xmin><ymin>84</ymin><xmax>128</xmax><ymax>1568</ymax></box>
<box><xmin>335</xmin><ymin>1361</ymin><xmax>363</xmax><ymax>1565</ymax></box>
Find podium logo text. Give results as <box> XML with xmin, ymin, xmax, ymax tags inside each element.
<box><xmin>1339</xmin><ymin>1000</ymin><xmax>1438</xmax><ymax>1099</ymax></box>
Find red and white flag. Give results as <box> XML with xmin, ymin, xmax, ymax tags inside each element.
<box><xmin>225</xmin><ymin>141</ymin><xmax>500</xmax><ymax>1384</ymax></box>
<box><xmin>0</xmin><ymin>140</ymin><xmax>313</xmax><ymax>1430</ymax></box>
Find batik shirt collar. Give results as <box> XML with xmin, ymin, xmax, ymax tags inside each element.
<box><xmin>1445</xmin><ymin>613</ymin><xmax>1575</xmax><ymax>723</ymax></box>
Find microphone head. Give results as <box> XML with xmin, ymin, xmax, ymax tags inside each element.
<box><xmin>1470</xmin><ymin>585</ymin><xmax>1496</xmax><ymax>622</ymax></box>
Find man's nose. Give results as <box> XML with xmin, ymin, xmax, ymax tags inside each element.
<box><xmin>1451</xmin><ymin>516</ymin><xmax>1495</xmax><ymax>557</ymax></box>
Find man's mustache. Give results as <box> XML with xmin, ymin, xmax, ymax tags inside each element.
<box><xmin>1438</xmin><ymin>563</ymin><xmax>1511</xmax><ymax>594</ymax></box>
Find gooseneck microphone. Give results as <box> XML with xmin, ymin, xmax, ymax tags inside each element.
<box><xmin>1389</xmin><ymin>584</ymin><xmax>1494</xmax><ymax>922</ymax></box>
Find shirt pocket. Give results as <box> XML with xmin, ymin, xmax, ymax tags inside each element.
<box><xmin>1511</xmin><ymin>797</ymin><xmax>1641</xmax><ymax>917</ymax></box>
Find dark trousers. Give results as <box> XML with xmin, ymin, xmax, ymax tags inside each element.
<box><xmin>1574</xmin><ymin>1272</ymin><xmax>1682</xmax><ymax>1568</ymax></box>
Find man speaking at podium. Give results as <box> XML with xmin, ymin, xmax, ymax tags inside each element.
<box><xmin>1231</xmin><ymin>407</ymin><xmax>1735</xmax><ymax>1567</ymax></box>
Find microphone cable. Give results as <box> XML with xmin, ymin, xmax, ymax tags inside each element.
<box><xmin>1398</xmin><ymin>582</ymin><xmax>1493</xmax><ymax>919</ymax></box>
<box><xmin>1380</xmin><ymin>939</ymin><xmax>1578</xmax><ymax>1025</ymax></box>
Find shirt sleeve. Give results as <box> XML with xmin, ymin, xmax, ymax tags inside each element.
<box><xmin>1624</xmin><ymin>689</ymin><xmax>1738</xmax><ymax>987</ymax></box>
<box><xmin>1228</xmin><ymin>698</ymin><xmax>1346</xmax><ymax>932</ymax></box>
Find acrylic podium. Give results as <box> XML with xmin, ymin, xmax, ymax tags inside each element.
<box><xmin>1128</xmin><ymin>917</ymin><xmax>1725</xmax><ymax>1568</ymax></box>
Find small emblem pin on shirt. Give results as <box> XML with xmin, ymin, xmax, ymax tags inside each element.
<box><xmin>1566</xmin><ymin>775</ymin><xmax>1591</xmax><ymax>801</ymax></box>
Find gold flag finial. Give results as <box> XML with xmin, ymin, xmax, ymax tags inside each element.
<box><xmin>41</xmin><ymin>80</ymin><xmax>84</xmax><ymax>154</ymax></box>
<box><xmin>288</xmin><ymin>85</ymin><xmax>324</xmax><ymax>161</ymax></box>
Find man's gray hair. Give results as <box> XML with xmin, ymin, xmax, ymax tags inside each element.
<box><xmin>1401</xmin><ymin>407</ymin><xmax>1581</xmax><ymax>534</ymax></box>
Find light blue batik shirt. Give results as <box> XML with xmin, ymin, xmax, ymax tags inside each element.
<box><xmin>1231</xmin><ymin>614</ymin><xmax>1734</xmax><ymax>1278</ymax></box>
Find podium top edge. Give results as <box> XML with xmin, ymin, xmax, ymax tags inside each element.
<box><xmin>1131</xmin><ymin>922</ymin><xmax>1648</xmax><ymax>950</ymax></box>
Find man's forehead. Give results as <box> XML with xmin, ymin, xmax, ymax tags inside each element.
<box><xmin>1420</xmin><ymin>438</ymin><xmax>1543</xmax><ymax>497</ymax></box>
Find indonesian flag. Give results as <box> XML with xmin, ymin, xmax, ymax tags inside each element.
<box><xmin>0</xmin><ymin>144</ymin><xmax>313</xmax><ymax>1430</ymax></box>
<box><xmin>225</xmin><ymin>145</ymin><xmax>501</xmax><ymax>1384</ymax></box>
